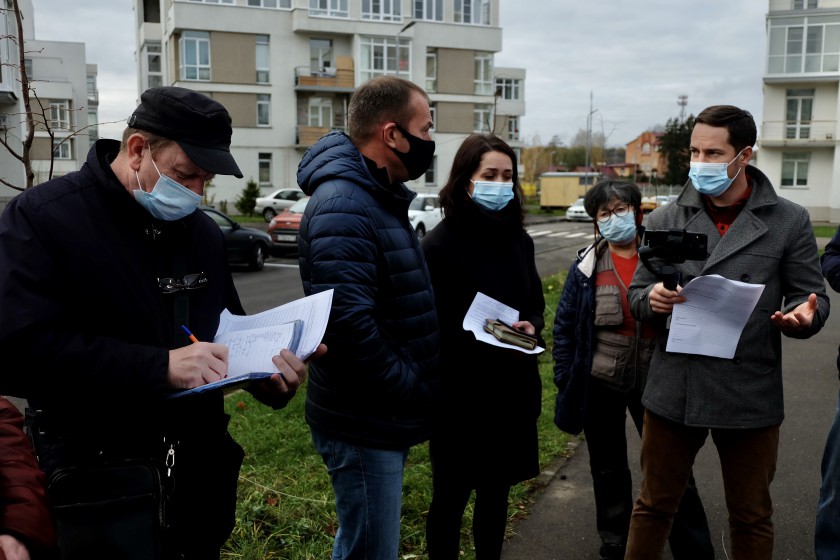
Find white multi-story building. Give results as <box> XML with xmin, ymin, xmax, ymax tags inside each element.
<box><xmin>134</xmin><ymin>0</ymin><xmax>526</xmax><ymax>203</ymax></box>
<box><xmin>0</xmin><ymin>0</ymin><xmax>98</xmax><ymax>200</ymax></box>
<box><xmin>762</xmin><ymin>0</ymin><xmax>840</xmax><ymax>222</ymax></box>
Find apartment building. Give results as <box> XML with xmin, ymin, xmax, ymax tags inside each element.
<box><xmin>134</xmin><ymin>0</ymin><xmax>526</xmax><ymax>203</ymax></box>
<box><xmin>0</xmin><ymin>0</ymin><xmax>98</xmax><ymax>198</ymax></box>
<box><xmin>762</xmin><ymin>0</ymin><xmax>840</xmax><ymax>222</ymax></box>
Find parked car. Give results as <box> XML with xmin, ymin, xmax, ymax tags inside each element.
<box><xmin>267</xmin><ymin>196</ymin><xmax>310</xmax><ymax>255</ymax></box>
<box><xmin>641</xmin><ymin>195</ymin><xmax>672</xmax><ymax>212</ymax></box>
<box><xmin>256</xmin><ymin>188</ymin><xmax>307</xmax><ymax>222</ymax></box>
<box><xmin>408</xmin><ymin>193</ymin><xmax>443</xmax><ymax>238</ymax></box>
<box><xmin>201</xmin><ymin>206</ymin><xmax>271</xmax><ymax>271</ymax></box>
<box><xmin>565</xmin><ymin>198</ymin><xmax>592</xmax><ymax>222</ymax></box>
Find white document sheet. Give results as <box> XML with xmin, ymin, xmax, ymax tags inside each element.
<box><xmin>216</xmin><ymin>288</ymin><xmax>333</xmax><ymax>366</ymax></box>
<box><xmin>462</xmin><ymin>291</ymin><xmax>544</xmax><ymax>355</ymax></box>
<box><xmin>666</xmin><ymin>275</ymin><xmax>764</xmax><ymax>359</ymax></box>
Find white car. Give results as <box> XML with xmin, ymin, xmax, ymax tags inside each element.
<box><xmin>256</xmin><ymin>188</ymin><xmax>307</xmax><ymax>222</ymax></box>
<box><xmin>565</xmin><ymin>198</ymin><xmax>592</xmax><ymax>222</ymax></box>
<box><xmin>408</xmin><ymin>193</ymin><xmax>443</xmax><ymax>238</ymax></box>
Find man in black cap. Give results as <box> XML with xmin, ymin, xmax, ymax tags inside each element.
<box><xmin>0</xmin><ymin>86</ymin><xmax>322</xmax><ymax>559</ymax></box>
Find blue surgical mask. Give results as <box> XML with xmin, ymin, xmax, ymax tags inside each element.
<box><xmin>133</xmin><ymin>148</ymin><xmax>202</xmax><ymax>221</ymax></box>
<box><xmin>470</xmin><ymin>180</ymin><xmax>515</xmax><ymax>212</ymax></box>
<box><xmin>688</xmin><ymin>149</ymin><xmax>745</xmax><ymax>197</ymax></box>
<box><xmin>598</xmin><ymin>211</ymin><xmax>638</xmax><ymax>244</ymax></box>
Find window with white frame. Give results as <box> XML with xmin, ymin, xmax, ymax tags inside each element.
<box><xmin>455</xmin><ymin>0</ymin><xmax>490</xmax><ymax>25</ymax></box>
<box><xmin>258</xmin><ymin>153</ymin><xmax>272</xmax><ymax>185</ymax></box>
<box><xmin>362</xmin><ymin>0</ymin><xmax>401</xmax><ymax>21</ymax></box>
<box><xmin>180</xmin><ymin>31</ymin><xmax>211</xmax><ymax>81</ymax></box>
<box><xmin>308</xmin><ymin>97</ymin><xmax>333</xmax><ymax>128</ymax></box>
<box><xmin>256</xmin><ymin>35</ymin><xmax>270</xmax><ymax>83</ymax></box>
<box><xmin>794</xmin><ymin>0</ymin><xmax>818</xmax><ymax>8</ymax></box>
<box><xmin>768</xmin><ymin>20</ymin><xmax>840</xmax><ymax>74</ymax></box>
<box><xmin>786</xmin><ymin>88</ymin><xmax>814</xmax><ymax>139</ymax></box>
<box><xmin>86</xmin><ymin>73</ymin><xmax>97</xmax><ymax>103</ymax></box>
<box><xmin>473</xmin><ymin>103</ymin><xmax>492</xmax><ymax>133</ymax></box>
<box><xmin>425</xmin><ymin>155</ymin><xmax>436</xmax><ymax>185</ymax></box>
<box><xmin>359</xmin><ymin>36</ymin><xmax>410</xmax><ymax>81</ymax></box>
<box><xmin>88</xmin><ymin>109</ymin><xmax>99</xmax><ymax>142</ymax></box>
<box><xmin>48</xmin><ymin>101</ymin><xmax>70</xmax><ymax>130</ymax></box>
<box><xmin>257</xmin><ymin>94</ymin><xmax>271</xmax><ymax>126</ymax></box>
<box><xmin>309</xmin><ymin>0</ymin><xmax>348</xmax><ymax>18</ymax></box>
<box><xmin>53</xmin><ymin>138</ymin><xmax>72</xmax><ymax>160</ymax></box>
<box><xmin>507</xmin><ymin>116</ymin><xmax>520</xmax><ymax>141</ymax></box>
<box><xmin>474</xmin><ymin>53</ymin><xmax>493</xmax><ymax>95</ymax></box>
<box><xmin>429</xmin><ymin>103</ymin><xmax>436</xmax><ymax>130</ymax></box>
<box><xmin>781</xmin><ymin>152</ymin><xmax>810</xmax><ymax>187</ymax></box>
<box><xmin>310</xmin><ymin>39</ymin><xmax>333</xmax><ymax>72</ymax></box>
<box><xmin>248</xmin><ymin>0</ymin><xmax>292</xmax><ymax>7</ymax></box>
<box><xmin>415</xmin><ymin>0</ymin><xmax>443</xmax><ymax>20</ymax></box>
<box><xmin>495</xmin><ymin>77</ymin><xmax>521</xmax><ymax>100</ymax></box>
<box><xmin>426</xmin><ymin>48</ymin><xmax>437</xmax><ymax>92</ymax></box>
<box><xmin>144</xmin><ymin>43</ymin><xmax>163</xmax><ymax>90</ymax></box>
<box><xmin>188</xmin><ymin>0</ymin><xmax>234</xmax><ymax>3</ymax></box>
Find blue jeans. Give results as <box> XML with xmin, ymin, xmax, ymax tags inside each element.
<box><xmin>816</xmin><ymin>388</ymin><xmax>840</xmax><ymax>559</ymax></box>
<box><xmin>311</xmin><ymin>427</ymin><xmax>409</xmax><ymax>560</ymax></box>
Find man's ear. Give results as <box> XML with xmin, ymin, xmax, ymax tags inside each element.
<box><xmin>126</xmin><ymin>133</ymin><xmax>147</xmax><ymax>171</ymax></box>
<box><xmin>382</xmin><ymin>122</ymin><xmax>399</xmax><ymax>149</ymax></box>
<box><xmin>739</xmin><ymin>146</ymin><xmax>753</xmax><ymax>167</ymax></box>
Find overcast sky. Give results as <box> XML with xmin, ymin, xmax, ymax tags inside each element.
<box><xmin>32</xmin><ymin>0</ymin><xmax>768</xmax><ymax>147</ymax></box>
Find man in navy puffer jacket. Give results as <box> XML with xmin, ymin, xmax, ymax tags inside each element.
<box><xmin>297</xmin><ymin>76</ymin><xmax>440</xmax><ymax>559</ymax></box>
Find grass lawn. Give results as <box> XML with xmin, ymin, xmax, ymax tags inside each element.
<box><xmin>221</xmin><ymin>274</ymin><xmax>571</xmax><ymax>559</ymax></box>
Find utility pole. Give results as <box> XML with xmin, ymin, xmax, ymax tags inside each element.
<box><xmin>678</xmin><ymin>95</ymin><xmax>688</xmax><ymax>121</ymax></box>
<box><xmin>585</xmin><ymin>91</ymin><xmax>598</xmax><ymax>183</ymax></box>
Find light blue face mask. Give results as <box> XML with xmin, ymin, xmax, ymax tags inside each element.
<box><xmin>688</xmin><ymin>148</ymin><xmax>745</xmax><ymax>197</ymax></box>
<box><xmin>470</xmin><ymin>180</ymin><xmax>515</xmax><ymax>212</ymax></box>
<box><xmin>597</xmin><ymin>210</ymin><xmax>638</xmax><ymax>244</ymax></box>
<box><xmin>133</xmin><ymin>148</ymin><xmax>202</xmax><ymax>221</ymax></box>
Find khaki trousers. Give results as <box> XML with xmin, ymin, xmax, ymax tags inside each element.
<box><xmin>625</xmin><ymin>410</ymin><xmax>779</xmax><ymax>560</ymax></box>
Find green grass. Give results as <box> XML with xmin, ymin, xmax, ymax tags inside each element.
<box><xmin>221</xmin><ymin>273</ymin><xmax>571</xmax><ymax>559</ymax></box>
<box><xmin>814</xmin><ymin>225</ymin><xmax>837</xmax><ymax>239</ymax></box>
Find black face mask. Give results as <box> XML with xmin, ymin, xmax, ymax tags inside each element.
<box><xmin>390</xmin><ymin>123</ymin><xmax>436</xmax><ymax>181</ymax></box>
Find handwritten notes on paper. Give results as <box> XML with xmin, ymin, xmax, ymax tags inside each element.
<box><xmin>666</xmin><ymin>275</ymin><xmax>764</xmax><ymax>359</ymax></box>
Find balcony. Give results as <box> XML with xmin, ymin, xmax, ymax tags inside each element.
<box><xmin>295</xmin><ymin>66</ymin><xmax>355</xmax><ymax>93</ymax></box>
<box><xmin>296</xmin><ymin>125</ymin><xmax>347</xmax><ymax>147</ymax></box>
<box><xmin>760</xmin><ymin>120</ymin><xmax>838</xmax><ymax>146</ymax></box>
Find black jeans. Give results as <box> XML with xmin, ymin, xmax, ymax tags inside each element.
<box><xmin>583</xmin><ymin>379</ymin><xmax>714</xmax><ymax>559</ymax></box>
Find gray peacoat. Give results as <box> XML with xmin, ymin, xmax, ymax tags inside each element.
<box><xmin>628</xmin><ymin>165</ymin><xmax>829</xmax><ymax>429</ymax></box>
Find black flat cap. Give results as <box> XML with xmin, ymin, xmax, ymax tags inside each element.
<box><xmin>128</xmin><ymin>86</ymin><xmax>243</xmax><ymax>178</ymax></box>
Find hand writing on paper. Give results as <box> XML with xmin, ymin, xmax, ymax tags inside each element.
<box><xmin>648</xmin><ymin>282</ymin><xmax>686</xmax><ymax>314</ymax></box>
<box><xmin>168</xmin><ymin>342</ymin><xmax>229</xmax><ymax>389</ymax></box>
<box><xmin>770</xmin><ymin>293</ymin><xmax>818</xmax><ymax>333</ymax></box>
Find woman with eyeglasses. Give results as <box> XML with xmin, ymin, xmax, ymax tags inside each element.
<box><xmin>421</xmin><ymin>134</ymin><xmax>544</xmax><ymax>559</ymax></box>
<box><xmin>552</xmin><ymin>179</ymin><xmax>714</xmax><ymax>560</ymax></box>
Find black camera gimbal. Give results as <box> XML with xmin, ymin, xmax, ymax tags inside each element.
<box><xmin>638</xmin><ymin>228</ymin><xmax>708</xmax><ymax>290</ymax></box>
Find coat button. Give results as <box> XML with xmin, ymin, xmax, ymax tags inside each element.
<box><xmin>740</xmin><ymin>274</ymin><xmax>750</xmax><ymax>282</ymax></box>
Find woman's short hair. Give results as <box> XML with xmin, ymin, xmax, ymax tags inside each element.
<box><xmin>583</xmin><ymin>179</ymin><xmax>642</xmax><ymax>218</ymax></box>
<box><xmin>438</xmin><ymin>133</ymin><xmax>524</xmax><ymax>225</ymax></box>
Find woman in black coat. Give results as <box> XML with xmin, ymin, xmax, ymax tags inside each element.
<box><xmin>422</xmin><ymin>134</ymin><xmax>545</xmax><ymax>559</ymax></box>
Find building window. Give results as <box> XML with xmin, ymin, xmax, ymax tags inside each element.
<box><xmin>53</xmin><ymin>138</ymin><xmax>72</xmax><ymax>160</ymax></box>
<box><xmin>88</xmin><ymin>110</ymin><xmax>99</xmax><ymax>142</ymax></box>
<box><xmin>768</xmin><ymin>21</ymin><xmax>840</xmax><ymax>74</ymax></box>
<box><xmin>86</xmin><ymin>73</ymin><xmax>97</xmax><ymax>104</ymax></box>
<box><xmin>474</xmin><ymin>52</ymin><xmax>493</xmax><ymax>95</ymax></box>
<box><xmin>429</xmin><ymin>103</ymin><xmax>436</xmax><ymax>130</ymax></box>
<box><xmin>425</xmin><ymin>155</ymin><xmax>436</xmax><ymax>185</ymax></box>
<box><xmin>23</xmin><ymin>58</ymin><xmax>33</xmax><ymax>80</ymax></box>
<box><xmin>359</xmin><ymin>36</ymin><xmax>410</xmax><ymax>81</ymax></box>
<box><xmin>258</xmin><ymin>153</ymin><xmax>272</xmax><ymax>185</ymax></box>
<box><xmin>188</xmin><ymin>0</ymin><xmax>235</xmax><ymax>3</ymax></box>
<box><xmin>309</xmin><ymin>0</ymin><xmax>348</xmax><ymax>18</ymax></box>
<box><xmin>426</xmin><ymin>48</ymin><xmax>437</xmax><ymax>92</ymax></box>
<box><xmin>794</xmin><ymin>0</ymin><xmax>818</xmax><ymax>8</ymax></box>
<box><xmin>507</xmin><ymin>116</ymin><xmax>519</xmax><ymax>141</ymax></box>
<box><xmin>455</xmin><ymin>0</ymin><xmax>490</xmax><ymax>25</ymax></box>
<box><xmin>308</xmin><ymin>97</ymin><xmax>333</xmax><ymax>128</ymax></box>
<box><xmin>248</xmin><ymin>0</ymin><xmax>291</xmax><ymax>7</ymax></box>
<box><xmin>362</xmin><ymin>0</ymin><xmax>401</xmax><ymax>21</ymax></box>
<box><xmin>48</xmin><ymin>101</ymin><xmax>70</xmax><ymax>130</ymax></box>
<box><xmin>180</xmin><ymin>31</ymin><xmax>211</xmax><ymax>81</ymax></box>
<box><xmin>495</xmin><ymin>77</ymin><xmax>521</xmax><ymax>100</ymax></box>
<box><xmin>310</xmin><ymin>38</ymin><xmax>333</xmax><ymax>72</ymax></box>
<box><xmin>257</xmin><ymin>94</ymin><xmax>271</xmax><ymax>126</ymax></box>
<box><xmin>414</xmin><ymin>0</ymin><xmax>443</xmax><ymax>20</ymax></box>
<box><xmin>781</xmin><ymin>152</ymin><xmax>810</xmax><ymax>187</ymax></box>
<box><xmin>474</xmin><ymin>103</ymin><xmax>492</xmax><ymax>133</ymax></box>
<box><xmin>786</xmin><ymin>88</ymin><xmax>814</xmax><ymax>139</ymax></box>
<box><xmin>144</xmin><ymin>42</ymin><xmax>163</xmax><ymax>90</ymax></box>
<box><xmin>256</xmin><ymin>35</ymin><xmax>270</xmax><ymax>83</ymax></box>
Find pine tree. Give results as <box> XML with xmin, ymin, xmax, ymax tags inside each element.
<box><xmin>658</xmin><ymin>115</ymin><xmax>695</xmax><ymax>186</ymax></box>
<box><xmin>234</xmin><ymin>179</ymin><xmax>262</xmax><ymax>217</ymax></box>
